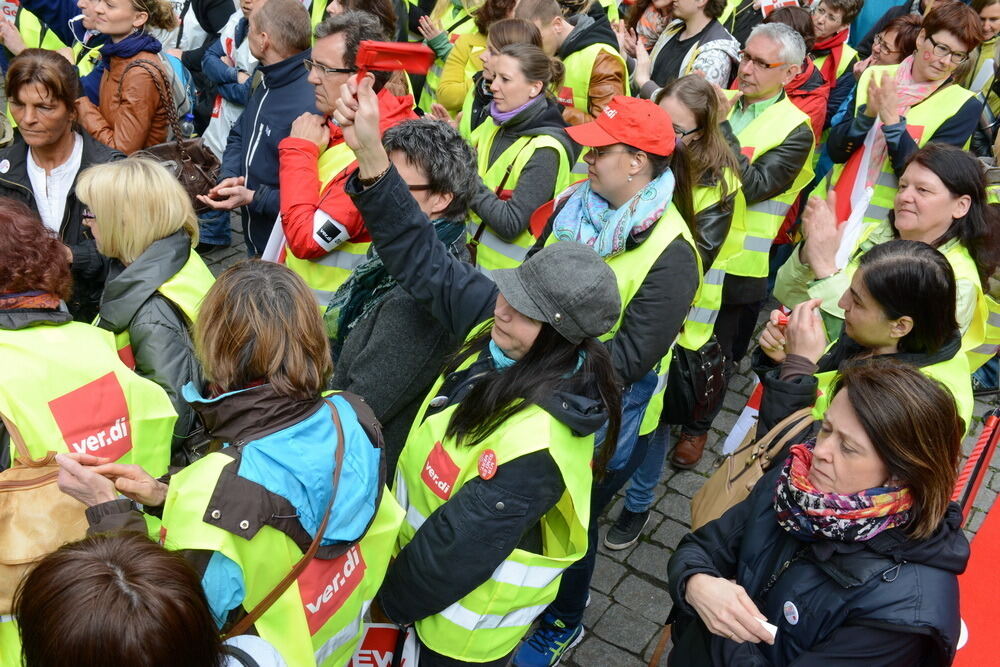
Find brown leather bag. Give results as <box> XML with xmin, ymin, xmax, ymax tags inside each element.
<box><xmin>117</xmin><ymin>58</ymin><xmax>221</xmax><ymax>215</ymax></box>
<box><xmin>0</xmin><ymin>415</ymin><xmax>88</xmax><ymax>613</ymax></box>
<box><xmin>690</xmin><ymin>408</ymin><xmax>813</xmax><ymax>531</ymax></box>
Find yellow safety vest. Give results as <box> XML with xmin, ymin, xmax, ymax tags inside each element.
<box><xmin>726</xmin><ymin>94</ymin><xmax>814</xmax><ymax>278</ymax></box>
<box><xmin>596</xmin><ymin>0</ymin><xmax>619</xmax><ymax>22</ymax></box>
<box><xmin>97</xmin><ymin>248</ymin><xmax>215</xmax><ymax>368</ymax></box>
<box><xmin>153</xmin><ymin>401</ymin><xmax>403</xmax><ymax>667</ymax></box>
<box><xmin>467</xmin><ymin>125</ymin><xmax>573</xmax><ymax>274</ymax></box>
<box><xmin>558</xmin><ymin>43</ymin><xmax>629</xmax><ymax>118</ymax></box>
<box><xmin>284</xmin><ymin>142</ymin><xmax>372</xmax><ymax>306</ymax></box>
<box><xmin>0</xmin><ymin>615</ymin><xmax>20</xmax><ymax>667</ymax></box>
<box><xmin>545</xmin><ymin>203</ymin><xmax>703</xmax><ymax>434</ymax></box>
<box><xmin>0</xmin><ymin>321</ymin><xmax>176</xmax><ymax>476</ymax></box>
<box><xmin>811</xmin><ymin>344</ymin><xmax>973</xmax><ymax>431</ymax></box>
<box><xmin>417</xmin><ymin>2</ymin><xmax>480</xmax><ymax>112</ymax></box>
<box><xmin>458</xmin><ymin>80</ymin><xmax>478</xmax><ymax>141</ymax></box>
<box><xmin>819</xmin><ymin>64</ymin><xmax>975</xmax><ymax>229</ymax></box>
<box><xmin>943</xmin><ymin>241</ymin><xmax>991</xmax><ymax>372</ymax></box>
<box><xmin>811</xmin><ymin>42</ymin><xmax>857</xmax><ymax>82</ymax></box>
<box><xmin>15</xmin><ymin>6</ymin><xmax>68</xmax><ymax>52</ymax></box>
<box><xmin>394</xmin><ymin>330</ymin><xmax>592</xmax><ymax>662</ymax></box>
<box><xmin>677</xmin><ymin>169</ymin><xmax>744</xmax><ymax>350</ymax></box>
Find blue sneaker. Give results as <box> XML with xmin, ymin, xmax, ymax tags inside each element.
<box><xmin>513</xmin><ymin>613</ymin><xmax>584</xmax><ymax>666</ymax></box>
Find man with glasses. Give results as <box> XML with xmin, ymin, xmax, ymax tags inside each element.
<box><xmin>198</xmin><ymin>0</ymin><xmax>317</xmax><ymax>256</ymax></box>
<box><xmin>670</xmin><ymin>22</ymin><xmax>814</xmax><ymax>469</ymax></box>
<box><xmin>275</xmin><ymin>10</ymin><xmax>417</xmax><ymax>305</ymax></box>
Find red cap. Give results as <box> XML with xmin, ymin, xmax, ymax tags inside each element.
<box><xmin>566</xmin><ymin>96</ymin><xmax>675</xmax><ymax>157</ymax></box>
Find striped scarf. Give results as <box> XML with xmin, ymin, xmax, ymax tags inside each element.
<box><xmin>773</xmin><ymin>441</ymin><xmax>913</xmax><ymax>542</ymax></box>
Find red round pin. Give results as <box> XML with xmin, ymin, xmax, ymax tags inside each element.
<box><xmin>478</xmin><ymin>449</ymin><xmax>498</xmax><ymax>480</ymax></box>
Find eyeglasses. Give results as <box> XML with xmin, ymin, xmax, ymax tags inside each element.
<box><xmin>738</xmin><ymin>50</ymin><xmax>788</xmax><ymax>70</ymax></box>
<box><xmin>586</xmin><ymin>146</ymin><xmax>633</xmax><ymax>160</ymax></box>
<box><xmin>925</xmin><ymin>34</ymin><xmax>969</xmax><ymax>64</ymax></box>
<box><xmin>303</xmin><ymin>59</ymin><xmax>357</xmax><ymax>76</ymax></box>
<box><xmin>873</xmin><ymin>33</ymin><xmax>899</xmax><ymax>55</ymax></box>
<box><xmin>811</xmin><ymin>5</ymin><xmax>842</xmax><ymax>22</ymax></box>
<box><xmin>673</xmin><ymin>124</ymin><xmax>701</xmax><ymax>138</ymax></box>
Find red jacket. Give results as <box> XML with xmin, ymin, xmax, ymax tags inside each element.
<box><xmin>277</xmin><ymin>89</ymin><xmax>418</xmax><ymax>260</ymax></box>
<box><xmin>785</xmin><ymin>58</ymin><xmax>831</xmax><ymax>145</ymax></box>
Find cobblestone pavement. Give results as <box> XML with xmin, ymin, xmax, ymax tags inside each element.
<box><xmin>200</xmin><ymin>219</ymin><xmax>1000</xmax><ymax>666</ymax></box>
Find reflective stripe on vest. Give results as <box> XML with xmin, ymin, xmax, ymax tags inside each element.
<box><xmin>99</xmin><ymin>249</ymin><xmax>215</xmax><ymax>368</ymax></box>
<box><xmin>677</xmin><ymin>169</ymin><xmax>743</xmax><ymax>351</ymax></box>
<box><xmin>811</xmin><ymin>345</ymin><xmax>973</xmax><ymax>430</ymax></box>
<box><xmin>394</xmin><ymin>345</ymin><xmax>592</xmax><ymax>662</ymax></box>
<box><xmin>559</xmin><ymin>43</ymin><xmax>629</xmax><ymax>115</ymax></box>
<box><xmin>545</xmin><ymin>205</ymin><xmax>702</xmax><ymax>434</ymax></box>
<box><xmin>943</xmin><ymin>241</ymin><xmax>991</xmax><ymax>372</ymax></box>
<box><xmin>726</xmin><ymin>95</ymin><xmax>814</xmax><ymax>278</ymax></box>
<box><xmin>468</xmin><ymin>129</ymin><xmax>573</xmax><ymax>275</ymax></box>
<box><xmin>967</xmin><ymin>295</ymin><xmax>1000</xmax><ymax>371</ymax></box>
<box><xmin>820</xmin><ymin>65</ymin><xmax>976</xmax><ymax>231</ymax></box>
<box><xmin>0</xmin><ymin>322</ymin><xmax>176</xmax><ymax>476</ymax></box>
<box><xmin>284</xmin><ymin>142</ymin><xmax>370</xmax><ymax>305</ymax></box>
<box><xmin>159</xmin><ymin>412</ymin><xmax>404</xmax><ymax>667</ymax></box>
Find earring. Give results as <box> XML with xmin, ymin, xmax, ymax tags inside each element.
<box><xmin>627</xmin><ymin>175</ymin><xmax>633</xmax><ymax>182</ymax></box>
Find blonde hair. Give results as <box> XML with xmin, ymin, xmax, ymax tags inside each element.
<box><xmin>195</xmin><ymin>261</ymin><xmax>332</xmax><ymax>399</ymax></box>
<box><xmin>76</xmin><ymin>158</ymin><xmax>198</xmax><ymax>264</ymax></box>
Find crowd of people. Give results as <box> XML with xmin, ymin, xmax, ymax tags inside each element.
<box><xmin>1</xmin><ymin>0</ymin><xmax>999</xmax><ymax>664</ymax></box>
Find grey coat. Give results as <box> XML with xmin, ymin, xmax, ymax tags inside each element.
<box><xmin>96</xmin><ymin>231</ymin><xmax>203</xmax><ymax>464</ymax></box>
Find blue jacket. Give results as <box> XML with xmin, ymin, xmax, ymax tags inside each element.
<box><xmin>219</xmin><ymin>48</ymin><xmax>317</xmax><ymax>256</ymax></box>
<box><xmin>201</xmin><ymin>17</ymin><xmax>252</xmax><ymax>106</ymax></box>
<box><xmin>181</xmin><ymin>383</ymin><xmax>382</xmax><ymax>626</ymax></box>
<box><xmin>17</xmin><ymin>0</ymin><xmax>108</xmax><ymax>102</ymax></box>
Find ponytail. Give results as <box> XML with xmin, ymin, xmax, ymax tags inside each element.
<box><xmin>134</xmin><ymin>0</ymin><xmax>178</xmax><ymax>31</ymax></box>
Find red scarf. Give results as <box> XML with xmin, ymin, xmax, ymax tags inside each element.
<box><xmin>812</xmin><ymin>28</ymin><xmax>850</xmax><ymax>85</ymax></box>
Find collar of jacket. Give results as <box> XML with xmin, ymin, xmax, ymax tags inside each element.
<box><xmin>258</xmin><ymin>48</ymin><xmax>311</xmax><ymax>87</ymax></box>
<box><xmin>185</xmin><ymin>382</ymin><xmax>324</xmax><ymax>444</ymax></box>
<box><xmin>96</xmin><ymin>230</ymin><xmax>192</xmax><ymax>333</ymax></box>
<box><xmin>0</xmin><ymin>306</ymin><xmax>72</xmax><ymax>331</ymax></box>
<box><xmin>0</xmin><ymin>131</ymin><xmax>122</xmax><ymax>195</ymax></box>
<box><xmin>558</xmin><ymin>11</ymin><xmax>618</xmax><ymax>59</ymax></box>
<box><xmin>821</xmin><ymin>329</ymin><xmax>964</xmax><ymax>373</ymax></box>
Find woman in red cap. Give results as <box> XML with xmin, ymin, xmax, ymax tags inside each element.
<box><xmin>514</xmin><ymin>94</ymin><xmax>704</xmax><ymax>664</ymax></box>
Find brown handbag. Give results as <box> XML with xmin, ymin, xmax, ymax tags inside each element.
<box><xmin>689</xmin><ymin>408</ymin><xmax>813</xmax><ymax>531</ymax></box>
<box><xmin>0</xmin><ymin>415</ymin><xmax>88</xmax><ymax>614</ymax></box>
<box><xmin>116</xmin><ymin>58</ymin><xmax>221</xmax><ymax>214</ymax></box>
<box><xmin>221</xmin><ymin>399</ymin><xmax>346</xmax><ymax>639</ymax></box>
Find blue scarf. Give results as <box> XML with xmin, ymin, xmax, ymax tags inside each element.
<box><xmin>489</xmin><ymin>340</ymin><xmax>518</xmax><ymax>369</ymax></box>
<box><xmin>551</xmin><ymin>169</ymin><xmax>676</xmax><ymax>258</ymax></box>
<box><xmin>93</xmin><ymin>30</ymin><xmax>162</xmax><ymax>80</ymax></box>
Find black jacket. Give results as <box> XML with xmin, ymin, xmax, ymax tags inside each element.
<box><xmin>530</xmin><ymin>200</ymin><xmax>700</xmax><ymax>387</ymax></box>
<box><xmin>0</xmin><ymin>132</ymin><xmax>124</xmax><ymax>321</ymax></box>
<box><xmin>96</xmin><ymin>231</ymin><xmax>204</xmax><ymax>464</ymax></box>
<box><xmin>557</xmin><ymin>10</ymin><xmax>620</xmax><ymax>61</ymax></box>
<box><xmin>668</xmin><ymin>465</ymin><xmax>969</xmax><ymax>666</ymax></box>
<box><xmin>346</xmin><ymin>166</ymin><xmax>608</xmax><ymax>626</ymax></box>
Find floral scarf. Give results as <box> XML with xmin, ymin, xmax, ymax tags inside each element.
<box><xmin>773</xmin><ymin>441</ymin><xmax>913</xmax><ymax>542</ymax></box>
<box><xmin>550</xmin><ymin>168</ymin><xmax>675</xmax><ymax>258</ymax></box>
<box><xmin>865</xmin><ymin>55</ymin><xmax>943</xmax><ymax>187</ymax></box>
<box><xmin>0</xmin><ymin>291</ymin><xmax>61</xmax><ymax>310</ymax></box>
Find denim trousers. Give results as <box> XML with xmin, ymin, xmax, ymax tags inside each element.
<box><xmin>544</xmin><ymin>371</ymin><xmax>658</xmax><ymax>627</ymax></box>
<box><xmin>198</xmin><ymin>208</ymin><xmax>231</xmax><ymax>246</ymax></box>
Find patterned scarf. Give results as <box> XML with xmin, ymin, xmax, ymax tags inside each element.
<box><xmin>550</xmin><ymin>168</ymin><xmax>675</xmax><ymax>258</ymax></box>
<box><xmin>864</xmin><ymin>55</ymin><xmax>943</xmax><ymax>187</ymax></box>
<box><xmin>773</xmin><ymin>441</ymin><xmax>913</xmax><ymax>542</ymax></box>
<box><xmin>0</xmin><ymin>291</ymin><xmax>62</xmax><ymax>310</ymax></box>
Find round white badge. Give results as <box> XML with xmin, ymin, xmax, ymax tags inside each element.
<box><xmin>783</xmin><ymin>600</ymin><xmax>800</xmax><ymax>626</ymax></box>
<box><xmin>0</xmin><ymin>159</ymin><xmax>9</xmax><ymax>174</ymax></box>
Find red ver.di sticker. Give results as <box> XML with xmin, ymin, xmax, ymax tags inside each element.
<box><xmin>48</xmin><ymin>372</ymin><xmax>133</xmax><ymax>461</ymax></box>
<box><xmin>478</xmin><ymin>449</ymin><xmax>497</xmax><ymax>480</ymax></box>
<box><xmin>421</xmin><ymin>441</ymin><xmax>460</xmax><ymax>500</ymax></box>
<box><xmin>299</xmin><ymin>545</ymin><xmax>367</xmax><ymax>635</ymax></box>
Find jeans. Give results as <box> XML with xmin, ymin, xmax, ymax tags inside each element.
<box><xmin>974</xmin><ymin>355</ymin><xmax>999</xmax><ymax>392</ymax></box>
<box><xmin>198</xmin><ymin>208</ymin><xmax>231</xmax><ymax>247</ymax></box>
<box><xmin>544</xmin><ymin>371</ymin><xmax>658</xmax><ymax>628</ymax></box>
<box><xmin>623</xmin><ymin>421</ymin><xmax>670</xmax><ymax>513</ymax></box>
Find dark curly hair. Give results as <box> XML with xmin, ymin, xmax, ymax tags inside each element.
<box><xmin>0</xmin><ymin>197</ymin><xmax>72</xmax><ymax>301</ymax></box>
<box><xmin>474</xmin><ymin>0</ymin><xmax>518</xmax><ymax>36</ymax></box>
